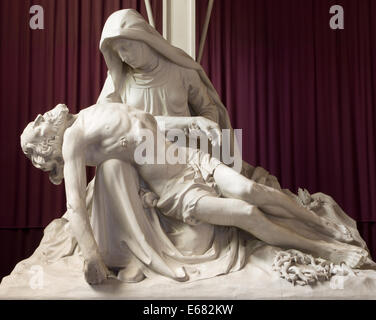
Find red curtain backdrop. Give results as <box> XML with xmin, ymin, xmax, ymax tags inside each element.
<box><xmin>0</xmin><ymin>0</ymin><xmax>162</xmax><ymax>281</ymax></box>
<box><xmin>0</xmin><ymin>0</ymin><xmax>375</xmax><ymax>281</ymax></box>
<box><xmin>197</xmin><ymin>0</ymin><xmax>376</xmax><ymax>259</ymax></box>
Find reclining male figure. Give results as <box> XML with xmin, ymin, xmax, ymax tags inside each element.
<box><xmin>21</xmin><ymin>103</ymin><xmax>367</xmax><ymax>284</ymax></box>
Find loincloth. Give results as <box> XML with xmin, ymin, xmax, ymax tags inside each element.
<box><xmin>156</xmin><ymin>148</ymin><xmax>222</xmax><ymax>225</ymax></box>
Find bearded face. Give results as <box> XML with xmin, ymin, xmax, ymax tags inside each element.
<box><xmin>20</xmin><ymin>104</ymin><xmax>69</xmax><ymax>185</ymax></box>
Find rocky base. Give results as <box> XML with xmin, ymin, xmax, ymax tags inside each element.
<box><xmin>1</xmin><ymin>243</ymin><xmax>376</xmax><ymax>300</ymax></box>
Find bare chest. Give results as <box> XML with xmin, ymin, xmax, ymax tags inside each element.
<box><xmin>84</xmin><ymin>123</ymin><xmax>137</xmax><ymax>166</ymax></box>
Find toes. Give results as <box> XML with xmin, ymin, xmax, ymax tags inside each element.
<box><xmin>346</xmin><ymin>252</ymin><xmax>364</xmax><ymax>268</ymax></box>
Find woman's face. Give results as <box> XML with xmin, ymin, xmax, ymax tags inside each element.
<box><xmin>112</xmin><ymin>39</ymin><xmax>156</xmax><ymax>70</ymax></box>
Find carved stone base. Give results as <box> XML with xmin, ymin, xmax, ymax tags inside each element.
<box><xmin>1</xmin><ymin>242</ymin><xmax>376</xmax><ymax>299</ymax></box>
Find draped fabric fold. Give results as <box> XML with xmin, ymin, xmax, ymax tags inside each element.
<box><xmin>197</xmin><ymin>0</ymin><xmax>376</xmax><ymax>258</ymax></box>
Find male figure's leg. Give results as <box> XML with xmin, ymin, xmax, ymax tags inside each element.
<box><xmin>193</xmin><ymin>196</ymin><xmax>366</xmax><ymax>268</ymax></box>
<box><xmin>212</xmin><ymin>164</ymin><xmax>353</xmax><ymax>243</ymax></box>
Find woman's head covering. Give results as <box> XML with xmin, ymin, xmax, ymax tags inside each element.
<box><xmin>98</xmin><ymin>9</ymin><xmax>232</xmax><ymax>130</ymax></box>
<box><xmin>99</xmin><ymin>9</ymin><xmax>246</xmax><ymax>173</ymax></box>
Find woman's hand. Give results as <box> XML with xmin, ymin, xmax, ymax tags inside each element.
<box><xmin>189</xmin><ymin>116</ymin><xmax>222</xmax><ymax>147</ymax></box>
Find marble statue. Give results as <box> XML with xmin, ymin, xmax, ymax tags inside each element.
<box><xmin>75</xmin><ymin>8</ymin><xmax>280</xmax><ymax>283</ymax></box>
<box><xmin>1</xmin><ymin>9</ymin><xmax>376</xmax><ymax>299</ymax></box>
<box><xmin>19</xmin><ymin>102</ymin><xmax>373</xmax><ymax>284</ymax></box>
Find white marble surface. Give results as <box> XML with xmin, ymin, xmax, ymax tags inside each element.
<box><xmin>19</xmin><ymin>101</ymin><xmax>375</xmax><ymax>286</ymax></box>
<box><xmin>1</xmin><ymin>243</ymin><xmax>375</xmax><ymax>300</ymax></box>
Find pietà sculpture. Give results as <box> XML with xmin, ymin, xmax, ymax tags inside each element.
<box><xmin>2</xmin><ymin>10</ymin><xmax>375</xmax><ymax>296</ymax></box>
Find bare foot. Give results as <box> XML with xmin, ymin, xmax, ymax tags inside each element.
<box><xmin>311</xmin><ymin>219</ymin><xmax>354</xmax><ymax>243</ymax></box>
<box><xmin>323</xmin><ymin>245</ymin><xmax>368</xmax><ymax>268</ymax></box>
<box><xmin>253</xmin><ymin>186</ymin><xmax>354</xmax><ymax>244</ymax></box>
<box><xmin>84</xmin><ymin>257</ymin><xmax>110</xmax><ymax>285</ymax></box>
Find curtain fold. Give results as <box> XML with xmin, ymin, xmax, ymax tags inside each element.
<box><xmin>197</xmin><ymin>0</ymin><xmax>376</xmax><ymax>258</ymax></box>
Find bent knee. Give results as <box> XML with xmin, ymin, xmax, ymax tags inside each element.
<box><xmin>232</xmin><ymin>179</ymin><xmax>257</xmax><ymax>201</ymax></box>
<box><xmin>241</xmin><ymin>203</ymin><xmax>260</xmax><ymax>218</ymax></box>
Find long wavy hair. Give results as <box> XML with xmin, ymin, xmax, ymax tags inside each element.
<box><xmin>20</xmin><ymin>104</ymin><xmax>68</xmax><ymax>185</ymax></box>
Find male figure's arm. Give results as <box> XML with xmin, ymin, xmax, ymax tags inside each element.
<box><xmin>62</xmin><ymin>128</ymin><xmax>110</xmax><ymax>284</ymax></box>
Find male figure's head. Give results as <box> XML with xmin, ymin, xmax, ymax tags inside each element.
<box><xmin>20</xmin><ymin>103</ymin><xmax>70</xmax><ymax>185</ymax></box>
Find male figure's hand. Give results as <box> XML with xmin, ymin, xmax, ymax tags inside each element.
<box><xmin>84</xmin><ymin>255</ymin><xmax>111</xmax><ymax>285</ymax></box>
<box><xmin>139</xmin><ymin>188</ymin><xmax>159</xmax><ymax>208</ymax></box>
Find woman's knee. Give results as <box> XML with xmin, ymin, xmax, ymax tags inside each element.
<box><xmin>99</xmin><ymin>159</ymin><xmax>136</xmax><ymax>175</ymax></box>
<box><xmin>97</xmin><ymin>159</ymin><xmax>139</xmax><ymax>183</ymax></box>
<box><xmin>101</xmin><ymin>159</ymin><xmax>126</xmax><ymax>170</ymax></box>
